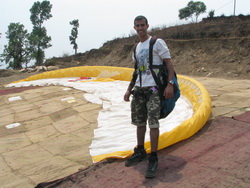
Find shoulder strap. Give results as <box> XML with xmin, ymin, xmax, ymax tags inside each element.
<box><xmin>148</xmin><ymin>36</ymin><xmax>163</xmax><ymax>90</ymax></box>
<box><xmin>133</xmin><ymin>43</ymin><xmax>138</xmax><ymax>70</ymax></box>
<box><xmin>149</xmin><ymin>36</ymin><xmax>158</xmax><ymax>66</ymax></box>
<box><xmin>133</xmin><ymin>42</ymin><xmax>142</xmax><ymax>86</ymax></box>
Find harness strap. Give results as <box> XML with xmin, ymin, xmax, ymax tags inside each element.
<box><xmin>148</xmin><ymin>36</ymin><xmax>165</xmax><ymax>99</ymax></box>
<box><xmin>133</xmin><ymin>43</ymin><xmax>142</xmax><ymax>87</ymax></box>
<box><xmin>148</xmin><ymin>36</ymin><xmax>179</xmax><ymax>98</ymax></box>
<box><xmin>133</xmin><ymin>36</ymin><xmax>173</xmax><ymax>91</ymax></box>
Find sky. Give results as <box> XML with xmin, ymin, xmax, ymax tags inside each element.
<box><xmin>0</xmin><ymin>0</ymin><xmax>249</xmax><ymax>69</ymax></box>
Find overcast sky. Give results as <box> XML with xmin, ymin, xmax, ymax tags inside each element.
<box><xmin>1</xmin><ymin>0</ymin><xmax>249</xmax><ymax>68</ymax></box>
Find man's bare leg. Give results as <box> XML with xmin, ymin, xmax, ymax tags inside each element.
<box><xmin>150</xmin><ymin>128</ymin><xmax>159</xmax><ymax>152</ymax></box>
<box><xmin>137</xmin><ymin>126</ymin><xmax>146</xmax><ymax>146</ymax></box>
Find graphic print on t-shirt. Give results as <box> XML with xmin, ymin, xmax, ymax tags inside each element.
<box><xmin>137</xmin><ymin>48</ymin><xmax>151</xmax><ymax>75</ymax></box>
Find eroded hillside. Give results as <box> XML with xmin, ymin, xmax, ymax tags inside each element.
<box><xmin>44</xmin><ymin>16</ymin><xmax>249</xmax><ymax>79</ymax></box>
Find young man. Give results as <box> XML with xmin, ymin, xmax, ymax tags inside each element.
<box><xmin>123</xmin><ymin>15</ymin><xmax>175</xmax><ymax>178</ymax></box>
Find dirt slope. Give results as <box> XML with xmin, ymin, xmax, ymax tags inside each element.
<box><xmin>1</xmin><ymin>16</ymin><xmax>249</xmax><ymax>87</ymax></box>
<box><xmin>43</xmin><ymin>16</ymin><xmax>250</xmax><ymax>79</ymax></box>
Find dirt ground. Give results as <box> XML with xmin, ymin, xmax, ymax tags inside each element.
<box><xmin>0</xmin><ymin>70</ymin><xmax>37</xmax><ymax>89</ymax></box>
<box><xmin>33</xmin><ymin>76</ymin><xmax>249</xmax><ymax>188</ymax></box>
<box><xmin>36</xmin><ymin>113</ymin><xmax>250</xmax><ymax>188</ymax></box>
<box><xmin>0</xmin><ymin>71</ymin><xmax>249</xmax><ymax>188</ymax></box>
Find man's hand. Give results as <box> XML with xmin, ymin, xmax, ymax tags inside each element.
<box><xmin>163</xmin><ymin>84</ymin><xmax>174</xmax><ymax>99</ymax></box>
<box><xmin>163</xmin><ymin>58</ymin><xmax>175</xmax><ymax>99</ymax></box>
<box><xmin>124</xmin><ymin>90</ymin><xmax>131</xmax><ymax>101</ymax></box>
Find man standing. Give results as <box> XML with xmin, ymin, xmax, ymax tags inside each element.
<box><xmin>123</xmin><ymin>15</ymin><xmax>175</xmax><ymax>178</ymax></box>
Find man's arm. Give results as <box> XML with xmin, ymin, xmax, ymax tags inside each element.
<box><xmin>124</xmin><ymin>70</ymin><xmax>137</xmax><ymax>101</ymax></box>
<box><xmin>163</xmin><ymin>58</ymin><xmax>175</xmax><ymax>99</ymax></box>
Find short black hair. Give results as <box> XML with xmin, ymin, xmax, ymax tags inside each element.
<box><xmin>134</xmin><ymin>15</ymin><xmax>148</xmax><ymax>25</ymax></box>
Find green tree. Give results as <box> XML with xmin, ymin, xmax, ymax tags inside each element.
<box><xmin>0</xmin><ymin>23</ymin><xmax>31</xmax><ymax>69</ymax></box>
<box><xmin>179</xmin><ymin>1</ymin><xmax>206</xmax><ymax>22</ymax></box>
<box><xmin>69</xmin><ymin>19</ymin><xmax>79</xmax><ymax>55</ymax></box>
<box><xmin>208</xmin><ymin>10</ymin><xmax>215</xmax><ymax>18</ymax></box>
<box><xmin>29</xmin><ymin>0</ymin><xmax>52</xmax><ymax>65</ymax></box>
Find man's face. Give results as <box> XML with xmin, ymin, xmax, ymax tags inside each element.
<box><xmin>134</xmin><ymin>19</ymin><xmax>149</xmax><ymax>38</ymax></box>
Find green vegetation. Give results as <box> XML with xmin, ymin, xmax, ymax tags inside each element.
<box><xmin>208</xmin><ymin>10</ymin><xmax>215</xmax><ymax>18</ymax></box>
<box><xmin>69</xmin><ymin>19</ymin><xmax>79</xmax><ymax>55</ymax></box>
<box><xmin>0</xmin><ymin>23</ymin><xmax>31</xmax><ymax>69</ymax></box>
<box><xmin>29</xmin><ymin>0</ymin><xmax>52</xmax><ymax>66</ymax></box>
<box><xmin>179</xmin><ymin>1</ymin><xmax>206</xmax><ymax>23</ymax></box>
<box><xmin>1</xmin><ymin>0</ymin><xmax>53</xmax><ymax>69</ymax></box>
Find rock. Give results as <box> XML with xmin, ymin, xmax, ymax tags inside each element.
<box><xmin>27</xmin><ymin>68</ymin><xmax>36</xmax><ymax>73</ymax></box>
<box><xmin>47</xmin><ymin>66</ymin><xmax>59</xmax><ymax>71</ymax></box>
<box><xmin>206</xmin><ymin>72</ymin><xmax>212</xmax><ymax>77</ymax></box>
<box><xmin>201</xmin><ymin>67</ymin><xmax>207</xmax><ymax>72</ymax></box>
<box><xmin>36</xmin><ymin>66</ymin><xmax>47</xmax><ymax>72</ymax></box>
<box><xmin>19</xmin><ymin>69</ymin><xmax>27</xmax><ymax>73</ymax></box>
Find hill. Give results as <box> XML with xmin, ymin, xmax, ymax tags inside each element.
<box><xmin>44</xmin><ymin>15</ymin><xmax>250</xmax><ymax>79</ymax></box>
<box><xmin>0</xmin><ymin>16</ymin><xmax>249</xmax><ymax>87</ymax></box>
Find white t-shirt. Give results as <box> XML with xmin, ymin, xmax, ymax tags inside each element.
<box><xmin>133</xmin><ymin>36</ymin><xmax>171</xmax><ymax>87</ymax></box>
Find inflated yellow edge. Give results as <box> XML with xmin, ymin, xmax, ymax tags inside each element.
<box><xmin>8</xmin><ymin>66</ymin><xmax>211</xmax><ymax>162</ymax></box>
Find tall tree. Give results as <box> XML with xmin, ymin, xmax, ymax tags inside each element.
<box><xmin>29</xmin><ymin>0</ymin><xmax>52</xmax><ymax>65</ymax></box>
<box><xmin>179</xmin><ymin>1</ymin><xmax>206</xmax><ymax>23</ymax></box>
<box><xmin>0</xmin><ymin>23</ymin><xmax>31</xmax><ymax>69</ymax></box>
<box><xmin>69</xmin><ymin>19</ymin><xmax>79</xmax><ymax>55</ymax></box>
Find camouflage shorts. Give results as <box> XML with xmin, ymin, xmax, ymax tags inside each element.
<box><xmin>131</xmin><ymin>86</ymin><xmax>161</xmax><ymax>128</ymax></box>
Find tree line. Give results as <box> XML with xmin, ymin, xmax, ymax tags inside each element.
<box><xmin>0</xmin><ymin>0</ymin><xmax>79</xmax><ymax>69</ymax></box>
<box><xmin>1</xmin><ymin>0</ymin><xmax>208</xmax><ymax>69</ymax></box>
